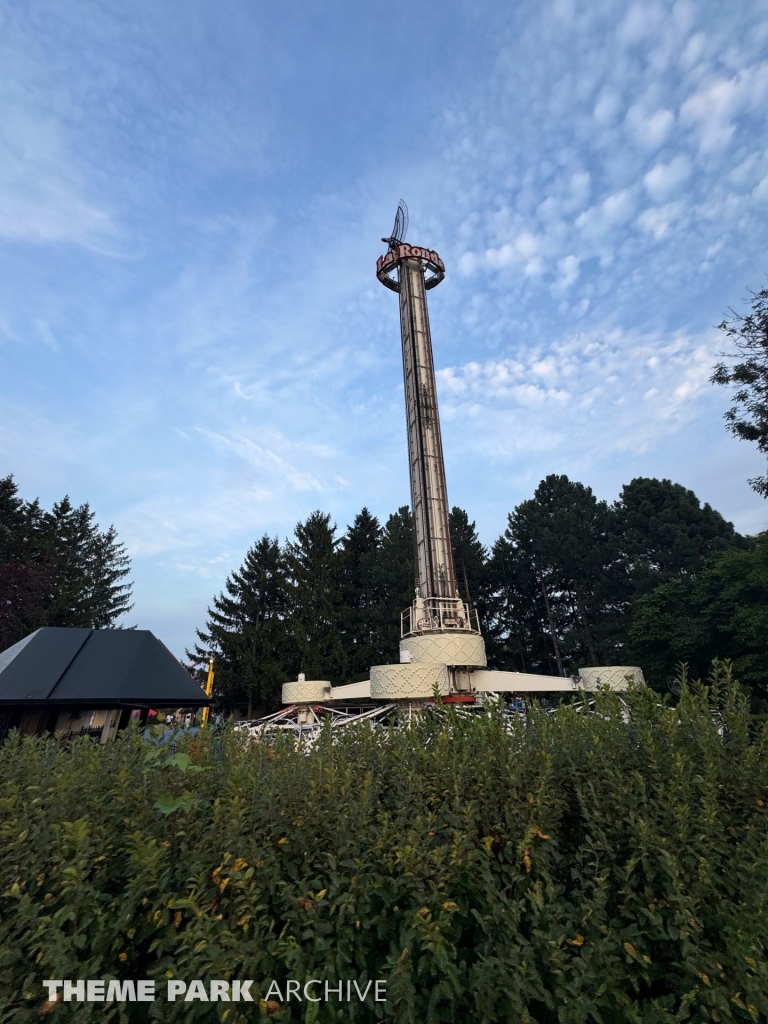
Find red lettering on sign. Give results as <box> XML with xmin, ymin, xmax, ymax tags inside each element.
<box><xmin>377</xmin><ymin>245</ymin><xmax>445</xmax><ymax>280</ymax></box>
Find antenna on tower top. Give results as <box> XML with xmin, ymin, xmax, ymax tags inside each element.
<box><xmin>382</xmin><ymin>200</ymin><xmax>409</xmax><ymax>251</ymax></box>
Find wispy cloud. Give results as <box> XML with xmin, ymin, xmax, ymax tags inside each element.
<box><xmin>1</xmin><ymin>0</ymin><xmax>767</xmax><ymax>656</ymax></box>
<box><xmin>437</xmin><ymin>326</ymin><xmax>720</xmax><ymax>466</ymax></box>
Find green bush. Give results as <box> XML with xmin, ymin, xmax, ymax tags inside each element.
<box><xmin>1</xmin><ymin>663</ymin><xmax>767</xmax><ymax>1023</ymax></box>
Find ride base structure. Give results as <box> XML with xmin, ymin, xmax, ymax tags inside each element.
<box><xmin>272</xmin><ymin>207</ymin><xmax>642</xmax><ymax>727</ymax></box>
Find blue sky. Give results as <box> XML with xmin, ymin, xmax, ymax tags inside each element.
<box><xmin>1</xmin><ymin>0</ymin><xmax>768</xmax><ymax>658</ymax></box>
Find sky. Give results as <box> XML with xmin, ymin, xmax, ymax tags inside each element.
<box><xmin>1</xmin><ymin>0</ymin><xmax>768</xmax><ymax>659</ymax></box>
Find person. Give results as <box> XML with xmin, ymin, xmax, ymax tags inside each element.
<box><xmin>165</xmin><ymin>713</ymin><xmax>173</xmax><ymax>728</ymax></box>
<box><xmin>184</xmin><ymin>712</ymin><xmax>192</xmax><ymax>729</ymax></box>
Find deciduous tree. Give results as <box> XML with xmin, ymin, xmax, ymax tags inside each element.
<box><xmin>630</xmin><ymin>534</ymin><xmax>768</xmax><ymax>705</ymax></box>
<box><xmin>711</xmin><ymin>283</ymin><xmax>768</xmax><ymax>496</ymax></box>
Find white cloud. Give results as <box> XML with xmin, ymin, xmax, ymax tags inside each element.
<box><xmin>679</xmin><ymin>31</ymin><xmax>706</xmax><ymax>69</ymax></box>
<box><xmin>484</xmin><ymin>230</ymin><xmax>548</xmax><ymax>276</ymax></box>
<box><xmin>0</xmin><ymin>137</ymin><xmax>113</xmax><ymax>247</ymax></box>
<box><xmin>681</xmin><ymin>61</ymin><xmax>768</xmax><ymax>152</ymax></box>
<box><xmin>643</xmin><ymin>155</ymin><xmax>692</xmax><ymax>199</ymax></box>
<box><xmin>593</xmin><ymin>89</ymin><xmax>623</xmax><ymax>126</ymax></box>
<box><xmin>0</xmin><ymin>49</ymin><xmax>115</xmax><ymax>250</ymax></box>
<box><xmin>625</xmin><ymin>104</ymin><xmax>675</xmax><ymax>148</ymax></box>
<box><xmin>555</xmin><ymin>254</ymin><xmax>580</xmax><ymax>289</ymax></box>
<box><xmin>436</xmin><ymin>326</ymin><xmax>721</xmax><ymax>464</ymax></box>
<box><xmin>637</xmin><ymin>201</ymin><xmax>684</xmax><ymax>239</ymax></box>
<box><xmin>618</xmin><ymin>3</ymin><xmax>665</xmax><ymax>46</ymax></box>
<box><xmin>575</xmin><ymin>189</ymin><xmax>637</xmax><ymax>240</ymax></box>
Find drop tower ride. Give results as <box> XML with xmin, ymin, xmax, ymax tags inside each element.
<box><xmin>371</xmin><ymin>203</ymin><xmax>488</xmax><ymax>700</ymax></box>
<box><xmin>376</xmin><ymin>209</ymin><xmax>474</xmax><ymax>633</ymax></box>
<box><xmin>275</xmin><ymin>205</ymin><xmax>642</xmax><ymax>714</ymax></box>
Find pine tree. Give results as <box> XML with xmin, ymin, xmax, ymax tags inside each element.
<box><xmin>191</xmin><ymin>535</ymin><xmax>289</xmax><ymax>715</ymax></box>
<box><xmin>0</xmin><ymin>476</ymin><xmax>26</xmax><ymax>564</ymax></box>
<box><xmin>43</xmin><ymin>497</ymin><xmax>133</xmax><ymax>629</ymax></box>
<box><xmin>448</xmin><ymin>507</ymin><xmax>488</xmax><ymax>624</ymax></box>
<box><xmin>375</xmin><ymin>507</ymin><xmax>415</xmax><ymax>662</ymax></box>
<box><xmin>484</xmin><ymin>535</ymin><xmax>559</xmax><ymax>675</ymax></box>
<box><xmin>285</xmin><ymin>511</ymin><xmax>345</xmax><ymax>682</ymax></box>
<box><xmin>613</xmin><ymin>477</ymin><xmax>745</xmax><ymax>592</ymax></box>
<box><xmin>0</xmin><ymin>562</ymin><xmax>53</xmax><ymax>650</ymax></box>
<box><xmin>504</xmin><ymin>475</ymin><xmax>621</xmax><ymax>670</ymax></box>
<box><xmin>338</xmin><ymin>508</ymin><xmax>384</xmax><ymax>682</ymax></box>
<box><xmin>0</xmin><ymin>477</ymin><xmax>132</xmax><ymax>648</ymax></box>
<box><xmin>0</xmin><ymin>478</ymin><xmax>51</xmax><ymax>648</ymax></box>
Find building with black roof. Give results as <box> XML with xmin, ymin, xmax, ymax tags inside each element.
<box><xmin>0</xmin><ymin>627</ymin><xmax>213</xmax><ymax>743</ymax></box>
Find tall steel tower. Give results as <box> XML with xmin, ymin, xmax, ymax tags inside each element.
<box><xmin>377</xmin><ymin>204</ymin><xmax>479</xmax><ymax>641</ymax></box>
<box><xmin>269</xmin><ymin>205</ymin><xmax>644</xmax><ymax>712</ymax></box>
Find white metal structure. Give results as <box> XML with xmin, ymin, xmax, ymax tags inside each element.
<box><xmin>235</xmin><ymin>702</ymin><xmax>396</xmax><ymax>747</ymax></box>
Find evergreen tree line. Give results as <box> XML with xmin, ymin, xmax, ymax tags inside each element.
<box><xmin>192</xmin><ymin>474</ymin><xmax>768</xmax><ymax>714</ymax></box>
<box><xmin>0</xmin><ymin>475</ymin><xmax>133</xmax><ymax>649</ymax></box>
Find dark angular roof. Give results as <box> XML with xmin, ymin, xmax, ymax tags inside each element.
<box><xmin>0</xmin><ymin>628</ymin><xmax>212</xmax><ymax>708</ymax></box>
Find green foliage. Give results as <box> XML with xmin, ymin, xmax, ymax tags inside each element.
<box><xmin>43</xmin><ymin>498</ymin><xmax>133</xmax><ymax>631</ymax></box>
<box><xmin>191</xmin><ymin>477</ymin><xmax>754</xmax><ymax>710</ymax></box>
<box><xmin>448</xmin><ymin>508</ymin><xmax>487</xmax><ymax>614</ymax></box>
<box><xmin>373</xmin><ymin>507</ymin><xmax>415</xmax><ymax>665</ymax></box>
<box><xmin>191</xmin><ymin>508</ymin><xmax>416</xmax><ymax>710</ymax></box>
<box><xmin>285</xmin><ymin>511</ymin><xmax>346</xmax><ymax>684</ymax></box>
<box><xmin>616</xmin><ymin>477</ymin><xmax>744</xmax><ymax>592</ymax></box>
<box><xmin>1</xmin><ymin>667</ymin><xmax>767</xmax><ymax>1022</ymax></box>
<box><xmin>0</xmin><ymin>476</ymin><xmax>133</xmax><ymax>648</ymax></box>
<box><xmin>483</xmin><ymin>534</ymin><xmax>559</xmax><ymax>675</ymax></box>
<box><xmin>483</xmin><ymin>475</ymin><xmax>750</xmax><ymax>682</ymax></box>
<box><xmin>504</xmin><ymin>475</ymin><xmax>617</xmax><ymax>669</ymax></box>
<box><xmin>711</xmin><ymin>284</ymin><xmax>768</xmax><ymax>497</ymax></box>
<box><xmin>191</xmin><ymin>535</ymin><xmax>291</xmax><ymax>714</ymax></box>
<box><xmin>630</xmin><ymin>534</ymin><xmax>768</xmax><ymax>701</ymax></box>
<box><xmin>338</xmin><ymin>509</ymin><xmax>386</xmax><ymax>683</ymax></box>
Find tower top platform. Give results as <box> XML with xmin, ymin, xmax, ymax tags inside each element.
<box><xmin>376</xmin><ymin>244</ymin><xmax>445</xmax><ymax>292</ymax></box>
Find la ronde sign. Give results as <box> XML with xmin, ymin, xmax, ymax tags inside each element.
<box><xmin>376</xmin><ymin>244</ymin><xmax>445</xmax><ymax>291</ymax></box>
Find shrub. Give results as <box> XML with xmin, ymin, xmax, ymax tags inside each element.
<box><xmin>1</xmin><ymin>662</ymin><xmax>767</xmax><ymax>1022</ymax></box>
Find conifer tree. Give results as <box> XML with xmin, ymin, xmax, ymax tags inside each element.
<box><xmin>613</xmin><ymin>477</ymin><xmax>744</xmax><ymax>592</ymax></box>
<box><xmin>191</xmin><ymin>535</ymin><xmax>289</xmax><ymax>715</ymax></box>
<box><xmin>484</xmin><ymin>535</ymin><xmax>562</xmax><ymax>675</ymax></box>
<box><xmin>0</xmin><ymin>476</ymin><xmax>26</xmax><ymax>563</ymax></box>
<box><xmin>0</xmin><ymin>476</ymin><xmax>133</xmax><ymax>648</ymax></box>
<box><xmin>0</xmin><ymin>478</ymin><xmax>52</xmax><ymax>648</ymax></box>
<box><xmin>448</xmin><ymin>507</ymin><xmax>488</xmax><ymax>624</ymax></box>
<box><xmin>375</xmin><ymin>507</ymin><xmax>415</xmax><ymax>662</ymax></box>
<box><xmin>508</xmin><ymin>476</ymin><xmax>607</xmax><ymax>666</ymax></box>
<box><xmin>338</xmin><ymin>508</ymin><xmax>384</xmax><ymax>682</ymax></box>
<box><xmin>285</xmin><ymin>511</ymin><xmax>345</xmax><ymax>682</ymax></box>
<box><xmin>42</xmin><ymin>497</ymin><xmax>133</xmax><ymax>629</ymax></box>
